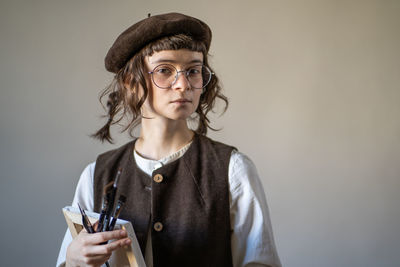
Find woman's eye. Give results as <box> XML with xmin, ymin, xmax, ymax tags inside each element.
<box><xmin>156</xmin><ymin>68</ymin><xmax>172</xmax><ymax>75</ymax></box>
<box><xmin>188</xmin><ymin>68</ymin><xmax>201</xmax><ymax>75</ymax></box>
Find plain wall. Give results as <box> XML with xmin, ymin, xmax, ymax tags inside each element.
<box><xmin>0</xmin><ymin>0</ymin><xmax>399</xmax><ymax>266</ymax></box>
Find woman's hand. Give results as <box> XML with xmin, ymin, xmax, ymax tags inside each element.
<box><xmin>65</xmin><ymin>228</ymin><xmax>131</xmax><ymax>267</ymax></box>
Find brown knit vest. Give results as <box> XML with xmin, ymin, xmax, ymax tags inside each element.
<box><xmin>93</xmin><ymin>134</ymin><xmax>235</xmax><ymax>267</ymax></box>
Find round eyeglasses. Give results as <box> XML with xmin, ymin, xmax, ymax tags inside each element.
<box><xmin>148</xmin><ymin>64</ymin><xmax>214</xmax><ymax>89</ymax></box>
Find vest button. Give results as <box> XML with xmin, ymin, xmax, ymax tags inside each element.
<box><xmin>154</xmin><ymin>222</ymin><xmax>163</xmax><ymax>232</ymax></box>
<box><xmin>153</xmin><ymin>174</ymin><xmax>163</xmax><ymax>183</ymax></box>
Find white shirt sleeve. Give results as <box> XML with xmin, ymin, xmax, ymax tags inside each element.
<box><xmin>229</xmin><ymin>150</ymin><xmax>281</xmax><ymax>267</ymax></box>
<box><xmin>56</xmin><ymin>162</ymin><xmax>96</xmax><ymax>267</ymax></box>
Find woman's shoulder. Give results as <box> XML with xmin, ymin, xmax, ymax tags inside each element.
<box><xmin>228</xmin><ymin>150</ymin><xmax>267</xmax><ymax>206</ymax></box>
<box><xmin>96</xmin><ymin>139</ymin><xmax>137</xmax><ymax>160</ymax></box>
<box><xmin>77</xmin><ymin>161</ymin><xmax>96</xmax><ymax>186</ymax></box>
<box><xmin>230</xmin><ymin>149</ymin><xmax>254</xmax><ymax>165</ymax></box>
<box><xmin>229</xmin><ymin>149</ymin><xmax>258</xmax><ymax>176</ymax></box>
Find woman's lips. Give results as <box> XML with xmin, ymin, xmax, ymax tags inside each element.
<box><xmin>171</xmin><ymin>98</ymin><xmax>191</xmax><ymax>103</ymax></box>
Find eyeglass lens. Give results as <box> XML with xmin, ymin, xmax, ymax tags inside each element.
<box><xmin>151</xmin><ymin>64</ymin><xmax>212</xmax><ymax>89</ymax></box>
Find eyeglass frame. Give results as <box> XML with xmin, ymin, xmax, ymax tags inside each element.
<box><xmin>147</xmin><ymin>63</ymin><xmax>214</xmax><ymax>89</ymax></box>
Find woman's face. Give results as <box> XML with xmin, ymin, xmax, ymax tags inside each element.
<box><xmin>142</xmin><ymin>49</ymin><xmax>204</xmax><ymax>122</ymax></box>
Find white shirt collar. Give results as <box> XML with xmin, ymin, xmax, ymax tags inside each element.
<box><xmin>133</xmin><ymin>141</ymin><xmax>193</xmax><ymax>176</ymax></box>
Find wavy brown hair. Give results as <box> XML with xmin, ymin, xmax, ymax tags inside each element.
<box><xmin>92</xmin><ymin>34</ymin><xmax>228</xmax><ymax>143</ymax></box>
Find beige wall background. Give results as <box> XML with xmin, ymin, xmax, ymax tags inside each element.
<box><xmin>1</xmin><ymin>0</ymin><xmax>399</xmax><ymax>266</ymax></box>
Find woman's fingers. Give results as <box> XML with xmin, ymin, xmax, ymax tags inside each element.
<box><xmin>80</xmin><ymin>253</ymin><xmax>112</xmax><ymax>266</ymax></box>
<box><xmin>81</xmin><ymin>229</ymin><xmax>128</xmax><ymax>245</ymax></box>
<box><xmin>67</xmin><ymin>228</ymin><xmax>130</xmax><ymax>267</ymax></box>
<box><xmin>84</xmin><ymin>237</ymin><xmax>132</xmax><ymax>256</ymax></box>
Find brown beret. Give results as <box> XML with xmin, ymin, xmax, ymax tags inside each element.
<box><xmin>104</xmin><ymin>12</ymin><xmax>212</xmax><ymax>73</ymax></box>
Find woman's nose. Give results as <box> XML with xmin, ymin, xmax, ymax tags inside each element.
<box><xmin>172</xmin><ymin>71</ymin><xmax>191</xmax><ymax>90</ymax></box>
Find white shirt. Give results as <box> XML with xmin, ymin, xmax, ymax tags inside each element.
<box><xmin>56</xmin><ymin>143</ymin><xmax>281</xmax><ymax>267</ymax></box>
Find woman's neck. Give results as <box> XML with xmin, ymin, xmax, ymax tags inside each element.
<box><xmin>135</xmin><ymin>118</ymin><xmax>194</xmax><ymax>160</ymax></box>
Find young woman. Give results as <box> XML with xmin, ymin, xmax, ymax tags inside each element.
<box><xmin>57</xmin><ymin>13</ymin><xmax>281</xmax><ymax>267</ymax></box>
